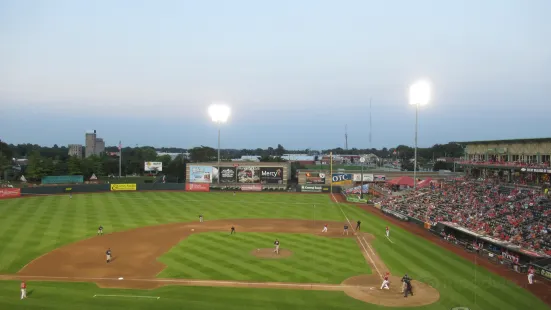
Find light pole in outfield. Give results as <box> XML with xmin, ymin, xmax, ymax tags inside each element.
<box><xmin>408</xmin><ymin>80</ymin><xmax>431</xmax><ymax>190</ymax></box>
<box><xmin>208</xmin><ymin>103</ymin><xmax>231</xmax><ymax>184</ymax></box>
<box><xmin>359</xmin><ymin>156</ymin><xmax>365</xmax><ymax>198</ymax></box>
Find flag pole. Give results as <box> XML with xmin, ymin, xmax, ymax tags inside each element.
<box><xmin>118</xmin><ymin>141</ymin><xmax>122</xmax><ymax>178</ymax></box>
<box><xmin>330</xmin><ymin>152</ymin><xmax>333</xmax><ymax>194</ymax></box>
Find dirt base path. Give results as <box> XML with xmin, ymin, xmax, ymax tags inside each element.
<box><xmin>1</xmin><ymin>218</ymin><xmax>440</xmax><ymax>307</ymax></box>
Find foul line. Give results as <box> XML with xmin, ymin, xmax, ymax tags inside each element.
<box><xmin>332</xmin><ymin>194</ymin><xmax>382</xmax><ymax>277</ymax></box>
<box><xmin>386</xmin><ymin>236</ymin><xmax>395</xmax><ymax>244</ymax></box>
<box><xmin>93</xmin><ymin>294</ymin><xmax>160</xmax><ymax>299</ymax></box>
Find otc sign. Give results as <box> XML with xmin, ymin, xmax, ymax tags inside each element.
<box><xmin>332</xmin><ymin>173</ymin><xmax>352</xmax><ymax>182</ymax></box>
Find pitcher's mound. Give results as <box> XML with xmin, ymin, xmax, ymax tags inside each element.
<box><xmin>342</xmin><ymin>275</ymin><xmax>440</xmax><ymax>307</ymax></box>
<box><xmin>250</xmin><ymin>248</ymin><xmax>293</xmax><ymax>259</ymax></box>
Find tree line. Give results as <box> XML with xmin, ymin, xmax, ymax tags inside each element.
<box><xmin>0</xmin><ymin>140</ymin><xmax>465</xmax><ymax>181</ymax></box>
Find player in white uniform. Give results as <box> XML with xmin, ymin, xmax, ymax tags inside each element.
<box><xmin>380</xmin><ymin>272</ymin><xmax>390</xmax><ymax>289</ymax></box>
<box><xmin>386</xmin><ymin>226</ymin><xmax>390</xmax><ymax>238</ymax></box>
<box><xmin>274</xmin><ymin>239</ymin><xmax>280</xmax><ymax>254</ymax></box>
<box><xmin>322</xmin><ymin>224</ymin><xmax>328</xmax><ymax>233</ymax></box>
<box><xmin>528</xmin><ymin>266</ymin><xmax>535</xmax><ymax>284</ymax></box>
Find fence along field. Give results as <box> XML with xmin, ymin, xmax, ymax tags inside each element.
<box><xmin>0</xmin><ymin>191</ymin><xmax>548</xmax><ymax>310</ymax></box>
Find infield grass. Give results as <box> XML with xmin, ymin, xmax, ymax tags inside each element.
<box><xmin>0</xmin><ymin>191</ymin><xmax>549</xmax><ymax>310</ymax></box>
<box><xmin>158</xmin><ymin>232</ymin><xmax>369</xmax><ymax>283</ymax></box>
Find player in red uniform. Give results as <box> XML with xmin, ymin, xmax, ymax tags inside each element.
<box><xmin>322</xmin><ymin>224</ymin><xmax>328</xmax><ymax>233</ymax></box>
<box><xmin>528</xmin><ymin>266</ymin><xmax>535</xmax><ymax>284</ymax></box>
<box><xmin>380</xmin><ymin>272</ymin><xmax>390</xmax><ymax>289</ymax></box>
<box><xmin>20</xmin><ymin>281</ymin><xmax>27</xmax><ymax>299</ymax></box>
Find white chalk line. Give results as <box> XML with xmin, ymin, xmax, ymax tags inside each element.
<box><xmin>386</xmin><ymin>235</ymin><xmax>395</xmax><ymax>244</ymax></box>
<box><xmin>332</xmin><ymin>194</ymin><xmax>383</xmax><ymax>278</ymax></box>
<box><xmin>93</xmin><ymin>294</ymin><xmax>160</xmax><ymax>299</ymax></box>
<box><xmin>2</xmin><ymin>274</ymin><xmax>373</xmax><ymax>290</ymax></box>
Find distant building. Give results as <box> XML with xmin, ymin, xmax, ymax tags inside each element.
<box><xmin>68</xmin><ymin>144</ymin><xmax>83</xmax><ymax>158</ymax></box>
<box><xmin>156</xmin><ymin>152</ymin><xmax>189</xmax><ymax>160</ymax></box>
<box><xmin>84</xmin><ymin>130</ymin><xmax>105</xmax><ymax>158</ymax></box>
<box><xmin>232</xmin><ymin>155</ymin><xmax>261</xmax><ymax>162</ymax></box>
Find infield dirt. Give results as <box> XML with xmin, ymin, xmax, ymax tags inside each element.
<box><xmin>3</xmin><ymin>218</ymin><xmax>440</xmax><ymax>307</ymax></box>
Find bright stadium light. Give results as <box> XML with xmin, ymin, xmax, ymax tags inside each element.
<box><xmin>408</xmin><ymin>80</ymin><xmax>432</xmax><ymax>190</ymax></box>
<box><xmin>208</xmin><ymin>103</ymin><xmax>231</xmax><ymax>184</ymax></box>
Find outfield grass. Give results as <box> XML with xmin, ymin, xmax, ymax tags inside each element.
<box><xmin>0</xmin><ymin>192</ymin><xmax>549</xmax><ymax>310</ymax></box>
<box><xmin>158</xmin><ymin>232</ymin><xmax>369</xmax><ymax>283</ymax></box>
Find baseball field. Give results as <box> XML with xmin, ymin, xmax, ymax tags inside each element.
<box><xmin>0</xmin><ymin>191</ymin><xmax>548</xmax><ymax>310</ymax></box>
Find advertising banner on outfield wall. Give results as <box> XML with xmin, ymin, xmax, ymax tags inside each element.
<box><xmin>42</xmin><ymin>175</ymin><xmax>84</xmax><ymax>185</ymax></box>
<box><xmin>300</xmin><ymin>185</ymin><xmax>323</xmax><ymax>193</ymax></box>
<box><xmin>186</xmin><ymin>183</ymin><xmax>210</xmax><ymax>192</ymax></box>
<box><xmin>331</xmin><ymin>173</ymin><xmax>353</xmax><ymax>185</ymax></box>
<box><xmin>144</xmin><ymin>161</ymin><xmax>163</xmax><ymax>172</ymax></box>
<box><xmin>306</xmin><ymin>172</ymin><xmax>326</xmax><ymax>184</ymax></box>
<box><xmin>189</xmin><ymin>166</ymin><xmax>213</xmax><ymax>183</ymax></box>
<box><xmin>353</xmin><ymin>174</ymin><xmax>374</xmax><ymax>182</ymax></box>
<box><xmin>374</xmin><ymin>175</ymin><xmax>386</xmax><ymax>182</ymax></box>
<box><xmin>240</xmin><ymin>184</ymin><xmax>262</xmax><ymax>191</ymax></box>
<box><xmin>219</xmin><ymin>167</ymin><xmax>237</xmax><ymax>183</ymax></box>
<box><xmin>237</xmin><ymin>166</ymin><xmax>261</xmax><ymax>183</ymax></box>
<box><xmin>110</xmin><ymin>184</ymin><xmax>137</xmax><ymax>191</ymax></box>
<box><xmin>260</xmin><ymin>167</ymin><xmax>283</xmax><ymax>184</ymax></box>
<box><xmin>0</xmin><ymin>188</ymin><xmax>21</xmax><ymax>199</ymax></box>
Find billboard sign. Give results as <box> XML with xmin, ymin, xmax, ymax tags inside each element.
<box><xmin>305</xmin><ymin>172</ymin><xmax>326</xmax><ymax>184</ymax></box>
<box><xmin>237</xmin><ymin>166</ymin><xmax>260</xmax><ymax>183</ymax></box>
<box><xmin>374</xmin><ymin>175</ymin><xmax>386</xmax><ymax>182</ymax></box>
<box><xmin>300</xmin><ymin>185</ymin><xmax>323</xmax><ymax>193</ymax></box>
<box><xmin>110</xmin><ymin>184</ymin><xmax>137</xmax><ymax>191</ymax></box>
<box><xmin>42</xmin><ymin>175</ymin><xmax>84</xmax><ymax>185</ymax></box>
<box><xmin>344</xmin><ymin>184</ymin><xmax>370</xmax><ymax>194</ymax></box>
<box><xmin>186</xmin><ymin>183</ymin><xmax>210</xmax><ymax>192</ymax></box>
<box><xmin>331</xmin><ymin>173</ymin><xmax>353</xmax><ymax>185</ymax></box>
<box><xmin>219</xmin><ymin>167</ymin><xmax>237</xmax><ymax>183</ymax></box>
<box><xmin>0</xmin><ymin>188</ymin><xmax>21</xmax><ymax>199</ymax></box>
<box><xmin>189</xmin><ymin>166</ymin><xmax>213</xmax><ymax>183</ymax></box>
<box><xmin>260</xmin><ymin>167</ymin><xmax>283</xmax><ymax>184</ymax></box>
<box><xmin>353</xmin><ymin>174</ymin><xmax>374</xmax><ymax>182</ymax></box>
<box><xmin>240</xmin><ymin>184</ymin><xmax>262</xmax><ymax>191</ymax></box>
<box><xmin>144</xmin><ymin>162</ymin><xmax>163</xmax><ymax>172</ymax></box>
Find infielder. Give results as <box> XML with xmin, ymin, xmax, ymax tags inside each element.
<box><xmin>356</xmin><ymin>220</ymin><xmax>361</xmax><ymax>231</ymax></box>
<box><xmin>380</xmin><ymin>272</ymin><xmax>390</xmax><ymax>289</ymax></box>
<box><xmin>386</xmin><ymin>226</ymin><xmax>390</xmax><ymax>238</ymax></box>
<box><xmin>528</xmin><ymin>266</ymin><xmax>535</xmax><ymax>284</ymax></box>
<box><xmin>230</xmin><ymin>226</ymin><xmax>236</xmax><ymax>234</ymax></box>
<box><xmin>343</xmin><ymin>224</ymin><xmax>349</xmax><ymax>235</ymax></box>
<box><xmin>106</xmin><ymin>248</ymin><xmax>112</xmax><ymax>263</ymax></box>
<box><xmin>199</xmin><ymin>214</ymin><xmax>204</xmax><ymax>223</ymax></box>
<box><xmin>322</xmin><ymin>224</ymin><xmax>328</xmax><ymax>233</ymax></box>
<box><xmin>20</xmin><ymin>281</ymin><xmax>27</xmax><ymax>300</ymax></box>
<box><xmin>97</xmin><ymin>225</ymin><xmax>103</xmax><ymax>236</ymax></box>
<box><xmin>274</xmin><ymin>239</ymin><xmax>280</xmax><ymax>254</ymax></box>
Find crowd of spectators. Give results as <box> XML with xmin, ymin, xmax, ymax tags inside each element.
<box><xmin>381</xmin><ymin>179</ymin><xmax>551</xmax><ymax>255</ymax></box>
<box><xmin>458</xmin><ymin>160</ymin><xmax>550</xmax><ymax>168</ymax></box>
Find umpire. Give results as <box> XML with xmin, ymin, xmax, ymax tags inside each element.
<box><xmin>402</xmin><ymin>274</ymin><xmax>413</xmax><ymax>297</ymax></box>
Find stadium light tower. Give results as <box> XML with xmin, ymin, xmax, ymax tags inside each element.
<box><xmin>208</xmin><ymin>103</ymin><xmax>231</xmax><ymax>184</ymax></box>
<box><xmin>409</xmin><ymin>80</ymin><xmax>431</xmax><ymax>190</ymax></box>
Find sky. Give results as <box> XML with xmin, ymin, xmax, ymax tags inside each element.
<box><xmin>1</xmin><ymin>0</ymin><xmax>550</xmax><ymax>150</ymax></box>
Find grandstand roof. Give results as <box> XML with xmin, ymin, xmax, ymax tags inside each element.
<box><xmin>458</xmin><ymin>138</ymin><xmax>551</xmax><ymax>145</ymax></box>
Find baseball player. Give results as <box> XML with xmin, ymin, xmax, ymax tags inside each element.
<box><xmin>274</xmin><ymin>239</ymin><xmax>280</xmax><ymax>254</ymax></box>
<box><xmin>233</xmin><ymin>191</ymin><xmax>236</xmax><ymax>196</ymax></box>
<box><xmin>356</xmin><ymin>220</ymin><xmax>361</xmax><ymax>231</ymax></box>
<box><xmin>199</xmin><ymin>214</ymin><xmax>203</xmax><ymax>223</ymax></box>
<box><xmin>20</xmin><ymin>281</ymin><xmax>27</xmax><ymax>300</ymax></box>
<box><xmin>230</xmin><ymin>226</ymin><xmax>236</xmax><ymax>234</ymax></box>
<box><xmin>97</xmin><ymin>225</ymin><xmax>103</xmax><ymax>236</ymax></box>
<box><xmin>380</xmin><ymin>272</ymin><xmax>390</xmax><ymax>289</ymax></box>
<box><xmin>528</xmin><ymin>266</ymin><xmax>535</xmax><ymax>284</ymax></box>
<box><xmin>343</xmin><ymin>224</ymin><xmax>349</xmax><ymax>235</ymax></box>
<box><xmin>401</xmin><ymin>274</ymin><xmax>410</xmax><ymax>293</ymax></box>
<box><xmin>106</xmin><ymin>248</ymin><xmax>112</xmax><ymax>263</ymax></box>
<box><xmin>386</xmin><ymin>226</ymin><xmax>390</xmax><ymax>238</ymax></box>
<box><xmin>322</xmin><ymin>224</ymin><xmax>328</xmax><ymax>233</ymax></box>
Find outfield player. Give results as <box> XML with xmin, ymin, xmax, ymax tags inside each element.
<box><xmin>528</xmin><ymin>266</ymin><xmax>535</xmax><ymax>284</ymax></box>
<box><xmin>343</xmin><ymin>224</ymin><xmax>349</xmax><ymax>235</ymax></box>
<box><xmin>230</xmin><ymin>226</ymin><xmax>236</xmax><ymax>234</ymax></box>
<box><xmin>386</xmin><ymin>226</ymin><xmax>390</xmax><ymax>238</ymax></box>
<box><xmin>20</xmin><ymin>281</ymin><xmax>27</xmax><ymax>300</ymax></box>
<box><xmin>199</xmin><ymin>214</ymin><xmax>204</xmax><ymax>223</ymax></box>
<box><xmin>97</xmin><ymin>225</ymin><xmax>103</xmax><ymax>236</ymax></box>
<box><xmin>274</xmin><ymin>239</ymin><xmax>280</xmax><ymax>254</ymax></box>
<box><xmin>322</xmin><ymin>224</ymin><xmax>328</xmax><ymax>233</ymax></box>
<box><xmin>106</xmin><ymin>248</ymin><xmax>112</xmax><ymax>263</ymax></box>
<box><xmin>356</xmin><ymin>220</ymin><xmax>361</xmax><ymax>231</ymax></box>
<box><xmin>380</xmin><ymin>272</ymin><xmax>390</xmax><ymax>289</ymax></box>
